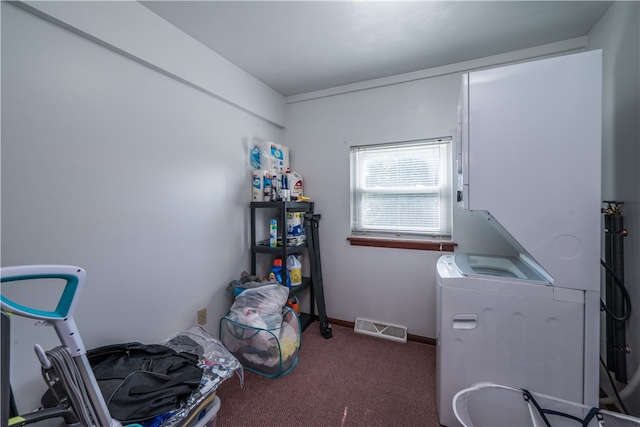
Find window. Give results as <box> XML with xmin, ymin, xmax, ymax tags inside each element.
<box><xmin>350</xmin><ymin>137</ymin><xmax>452</xmax><ymax>240</ymax></box>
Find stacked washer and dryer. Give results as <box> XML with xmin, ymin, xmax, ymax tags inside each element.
<box><xmin>436</xmin><ymin>50</ymin><xmax>603</xmax><ymax>427</ymax></box>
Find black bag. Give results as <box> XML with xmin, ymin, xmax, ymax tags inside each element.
<box><xmin>86</xmin><ymin>341</ymin><xmax>204</xmax><ymax>423</ymax></box>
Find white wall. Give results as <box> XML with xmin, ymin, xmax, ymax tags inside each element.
<box><xmin>588</xmin><ymin>1</ymin><xmax>640</xmax><ymax>416</ymax></box>
<box><xmin>282</xmin><ymin>42</ymin><xmax>592</xmax><ymax>339</ymax></box>
<box><xmin>1</xmin><ymin>2</ymin><xmax>283</xmax><ymax>412</ymax></box>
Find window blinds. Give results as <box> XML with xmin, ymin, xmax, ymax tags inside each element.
<box><xmin>350</xmin><ymin>138</ymin><xmax>452</xmax><ymax>239</ymax></box>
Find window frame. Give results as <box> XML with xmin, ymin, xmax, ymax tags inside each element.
<box><xmin>349</xmin><ymin>137</ymin><xmax>453</xmax><ymax>245</ymax></box>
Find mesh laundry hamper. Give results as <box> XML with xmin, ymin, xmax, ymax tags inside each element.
<box><xmin>453</xmin><ymin>382</ymin><xmax>640</xmax><ymax>427</ymax></box>
<box><xmin>219</xmin><ymin>306</ymin><xmax>301</xmax><ymax>378</ymax></box>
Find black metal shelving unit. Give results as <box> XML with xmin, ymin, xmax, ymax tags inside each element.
<box><xmin>250</xmin><ymin>201</ymin><xmax>331</xmax><ymax>337</ymax></box>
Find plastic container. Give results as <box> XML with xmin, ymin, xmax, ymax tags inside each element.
<box><xmin>453</xmin><ymin>382</ymin><xmax>640</xmax><ymax>427</ymax></box>
<box><xmin>286</xmin><ymin>297</ymin><xmax>300</xmax><ymax>315</ymax></box>
<box><xmin>268</xmin><ymin>258</ymin><xmax>290</xmax><ymax>288</ymax></box>
<box><xmin>281</xmin><ymin>170</ymin><xmax>290</xmax><ymax>201</ymax></box>
<box><xmin>190</xmin><ymin>396</ymin><xmax>221</xmax><ymax>427</ymax></box>
<box><xmin>286</xmin><ymin>212</ymin><xmax>305</xmax><ymax>246</ymax></box>
<box><xmin>287</xmin><ymin>255</ymin><xmax>302</xmax><ymax>286</ymax></box>
<box><xmin>269</xmin><ymin>219</ymin><xmax>277</xmax><ymax>248</ymax></box>
<box><xmin>288</xmin><ymin>171</ymin><xmax>303</xmax><ymax>200</ymax></box>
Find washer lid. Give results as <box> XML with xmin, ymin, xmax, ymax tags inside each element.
<box><xmin>454</xmin><ymin>252</ymin><xmax>547</xmax><ymax>282</ymax></box>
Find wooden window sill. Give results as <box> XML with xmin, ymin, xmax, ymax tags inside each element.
<box><xmin>347</xmin><ymin>237</ymin><xmax>456</xmax><ymax>252</ymax></box>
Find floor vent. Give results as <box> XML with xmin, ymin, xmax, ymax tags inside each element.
<box><xmin>354</xmin><ymin>318</ymin><xmax>407</xmax><ymax>343</ymax></box>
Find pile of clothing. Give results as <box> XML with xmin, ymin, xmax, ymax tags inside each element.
<box><xmin>42</xmin><ymin>326</ymin><xmax>243</xmax><ymax>426</ymax></box>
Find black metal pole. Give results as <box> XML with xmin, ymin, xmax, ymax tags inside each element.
<box><xmin>604</xmin><ymin>213</ymin><xmax>615</xmax><ymax>372</ymax></box>
<box><xmin>611</xmin><ymin>213</ymin><xmax>627</xmax><ymax>383</ymax></box>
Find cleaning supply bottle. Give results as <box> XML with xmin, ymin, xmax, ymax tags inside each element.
<box><xmin>289</xmin><ymin>171</ymin><xmax>303</xmax><ymax>200</ymax></box>
<box><xmin>287</xmin><ymin>254</ymin><xmax>302</xmax><ymax>286</ymax></box>
<box><xmin>268</xmin><ymin>258</ymin><xmax>290</xmax><ymax>288</ymax></box>
<box><xmin>269</xmin><ymin>219</ymin><xmax>277</xmax><ymax>247</ymax></box>
<box><xmin>286</xmin><ymin>297</ymin><xmax>300</xmax><ymax>315</ymax></box>
<box><xmin>281</xmin><ymin>170</ymin><xmax>290</xmax><ymax>201</ymax></box>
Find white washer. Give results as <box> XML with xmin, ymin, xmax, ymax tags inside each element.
<box><xmin>436</xmin><ymin>253</ymin><xmax>586</xmax><ymax>427</ymax></box>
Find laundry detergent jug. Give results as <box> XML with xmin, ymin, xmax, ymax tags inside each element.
<box><xmin>287</xmin><ymin>255</ymin><xmax>302</xmax><ymax>287</ymax></box>
<box><xmin>268</xmin><ymin>258</ymin><xmax>290</xmax><ymax>288</ymax></box>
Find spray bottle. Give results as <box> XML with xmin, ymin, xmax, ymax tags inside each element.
<box><xmin>269</xmin><ymin>219</ymin><xmax>277</xmax><ymax>248</ymax></box>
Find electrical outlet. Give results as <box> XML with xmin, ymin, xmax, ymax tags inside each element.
<box><xmin>197</xmin><ymin>308</ymin><xmax>207</xmax><ymax>325</ymax></box>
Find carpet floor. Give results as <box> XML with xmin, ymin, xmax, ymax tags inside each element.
<box><xmin>215</xmin><ymin>322</ymin><xmax>441</xmax><ymax>427</ymax></box>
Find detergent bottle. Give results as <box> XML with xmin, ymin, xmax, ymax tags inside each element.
<box><xmin>287</xmin><ymin>255</ymin><xmax>302</xmax><ymax>286</ymax></box>
<box><xmin>289</xmin><ymin>171</ymin><xmax>303</xmax><ymax>200</ymax></box>
<box><xmin>268</xmin><ymin>258</ymin><xmax>290</xmax><ymax>288</ymax></box>
<box><xmin>286</xmin><ymin>297</ymin><xmax>300</xmax><ymax>315</ymax></box>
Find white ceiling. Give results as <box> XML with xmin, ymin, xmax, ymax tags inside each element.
<box><xmin>140</xmin><ymin>1</ymin><xmax>613</xmax><ymax>97</ymax></box>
